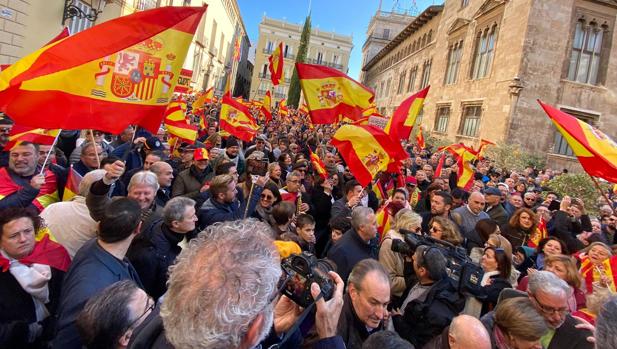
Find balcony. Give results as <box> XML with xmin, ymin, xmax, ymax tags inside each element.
<box><xmin>305</xmin><ymin>58</ymin><xmax>344</xmax><ymax>70</ymax></box>
<box><xmin>258</xmin><ymin>72</ymin><xmax>271</xmax><ymax>79</ymax></box>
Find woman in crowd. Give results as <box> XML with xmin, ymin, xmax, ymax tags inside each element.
<box><xmin>517</xmin><ymin>254</ymin><xmax>586</xmax><ymax>311</ymax></box>
<box><xmin>533</xmin><ymin>236</ymin><xmax>568</xmax><ymax>270</ymax></box>
<box><xmin>278</xmin><ymin>152</ymin><xmax>293</xmax><ymax>181</ymax></box>
<box><xmin>0</xmin><ymin>207</ymin><xmax>71</xmax><ymax>348</ymax></box>
<box><xmin>379</xmin><ymin>209</ymin><xmax>422</xmax><ymax>307</ymax></box>
<box><xmin>268</xmin><ymin>162</ymin><xmax>284</xmax><ymax>188</ymax></box>
<box><xmin>252</xmin><ymin>182</ymin><xmax>281</xmax><ymax>225</ymax></box>
<box><xmin>467</xmin><ymin>246</ymin><xmax>513</xmax><ymax>316</ymax></box>
<box><xmin>501</xmin><ymin>208</ymin><xmax>537</xmax><ymax>250</ymax></box>
<box><xmin>578</xmin><ymin>242</ymin><xmax>615</xmax><ymax>294</ymax></box>
<box><xmin>481</xmin><ymin>297</ymin><xmax>548</xmax><ymax>349</ymax></box>
<box><xmin>428</xmin><ymin>216</ymin><xmax>463</xmax><ymax>246</ymax></box>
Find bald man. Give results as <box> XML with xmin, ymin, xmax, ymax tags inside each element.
<box><xmin>150</xmin><ymin>161</ymin><xmax>174</xmax><ymax>207</ymax></box>
<box><xmin>451</xmin><ymin>191</ymin><xmax>489</xmax><ymax>251</ymax></box>
<box><xmin>422</xmin><ymin>315</ymin><xmax>491</xmax><ymax>349</ymax></box>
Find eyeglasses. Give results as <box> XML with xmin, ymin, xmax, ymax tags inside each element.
<box><xmin>127</xmin><ymin>297</ymin><xmax>155</xmax><ymax>330</ymax></box>
<box><xmin>261</xmin><ymin>194</ymin><xmax>274</xmax><ymax>200</ymax></box>
<box><xmin>531</xmin><ymin>293</ymin><xmax>569</xmax><ymax>316</ymax></box>
<box><xmin>287</xmin><ymin>179</ymin><xmax>300</xmax><ymax>184</ymax></box>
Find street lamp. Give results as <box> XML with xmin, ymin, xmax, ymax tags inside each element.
<box><xmin>62</xmin><ymin>0</ymin><xmax>102</xmax><ymax>25</ymax></box>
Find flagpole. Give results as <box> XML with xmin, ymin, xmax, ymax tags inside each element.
<box><xmin>39</xmin><ymin>129</ymin><xmax>62</xmax><ymax>175</ymax></box>
<box><xmin>89</xmin><ymin>129</ymin><xmax>101</xmax><ymax>168</ymax></box>
<box><xmin>244</xmin><ymin>181</ymin><xmax>255</xmax><ymax>218</ymax></box>
<box><xmin>590</xmin><ymin>175</ymin><xmax>612</xmax><ymax>207</ymax></box>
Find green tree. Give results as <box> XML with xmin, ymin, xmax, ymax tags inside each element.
<box><xmin>485</xmin><ymin>142</ymin><xmax>546</xmax><ymax>173</ymax></box>
<box><xmin>546</xmin><ymin>173</ymin><xmax>609</xmax><ymax>215</ymax></box>
<box><xmin>287</xmin><ymin>15</ymin><xmax>311</xmax><ymax>108</ymax></box>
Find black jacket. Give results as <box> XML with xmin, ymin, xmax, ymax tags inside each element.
<box><xmin>500</xmin><ymin>224</ymin><xmax>532</xmax><ymax>250</ymax></box>
<box><xmin>327</xmin><ymin>228</ymin><xmax>378</xmax><ymax>282</ymax></box>
<box><xmin>0</xmin><ymin>268</ymin><xmax>65</xmax><ymax>349</ymax></box>
<box><xmin>467</xmin><ymin>274</ymin><xmax>512</xmax><ymax>316</ymax></box>
<box><xmin>550</xmin><ymin>210</ymin><xmax>589</xmax><ymax>253</ymax></box>
<box><xmin>393</xmin><ymin>278</ymin><xmax>465</xmax><ymax>348</ymax></box>
<box><xmin>127</xmin><ymin>221</ymin><xmax>184</xmax><ymax>300</ymax></box>
<box><xmin>337</xmin><ymin>293</ymin><xmax>382</xmax><ymax>349</ymax></box>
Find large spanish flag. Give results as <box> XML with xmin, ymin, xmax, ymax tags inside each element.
<box><xmin>539</xmin><ymin>100</ymin><xmax>617</xmax><ymax>183</ymax></box>
<box><xmin>268</xmin><ymin>42</ymin><xmax>284</xmax><ymax>86</ymax></box>
<box><xmin>261</xmin><ymin>90</ymin><xmax>273</xmax><ymax>122</ymax></box>
<box><xmin>385</xmin><ymin>86</ymin><xmax>429</xmax><ymax>141</ymax></box>
<box><xmin>0</xmin><ymin>6</ymin><xmax>205</xmax><ymax>134</ymax></box>
<box><xmin>296</xmin><ymin>63</ymin><xmax>375</xmax><ymax>124</ymax></box>
<box><xmin>164</xmin><ymin>101</ymin><xmax>197</xmax><ymax>144</ymax></box>
<box><xmin>220</xmin><ymin>94</ymin><xmax>258</xmax><ymax>142</ymax></box>
<box><xmin>331</xmin><ymin>125</ymin><xmax>407</xmax><ymax>187</ymax></box>
<box><xmin>440</xmin><ymin>143</ymin><xmax>477</xmax><ymax>190</ymax></box>
<box><xmin>4</xmin><ymin>125</ymin><xmax>60</xmax><ymax>150</ymax></box>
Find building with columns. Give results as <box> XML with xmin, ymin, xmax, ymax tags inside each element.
<box><xmin>250</xmin><ymin>16</ymin><xmax>353</xmax><ymax>102</ymax></box>
<box><xmin>361</xmin><ymin>0</ymin><xmax>617</xmax><ymax>171</ymax></box>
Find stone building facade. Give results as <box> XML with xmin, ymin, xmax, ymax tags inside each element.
<box><xmin>362</xmin><ymin>0</ymin><xmax>617</xmax><ymax>171</ymax></box>
<box><xmin>250</xmin><ymin>16</ymin><xmax>353</xmax><ymax>102</ymax></box>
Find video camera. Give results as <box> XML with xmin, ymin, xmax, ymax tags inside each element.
<box><xmin>391</xmin><ymin>230</ymin><xmax>483</xmax><ymax>295</ymax></box>
<box><xmin>280</xmin><ymin>252</ymin><xmax>335</xmax><ymax>308</ymax></box>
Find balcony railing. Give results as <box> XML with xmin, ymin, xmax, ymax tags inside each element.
<box><xmin>305</xmin><ymin>58</ymin><xmax>343</xmax><ymax>70</ymax></box>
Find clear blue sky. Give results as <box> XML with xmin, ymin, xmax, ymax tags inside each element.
<box><xmin>237</xmin><ymin>0</ymin><xmax>438</xmax><ymax>80</ymax></box>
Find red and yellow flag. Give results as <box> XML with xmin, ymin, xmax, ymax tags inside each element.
<box><xmin>0</xmin><ymin>167</ymin><xmax>58</xmax><ymax>211</ymax></box>
<box><xmin>296</xmin><ymin>63</ymin><xmax>375</xmax><ymax>124</ymax></box>
<box><xmin>385</xmin><ymin>86</ymin><xmax>429</xmax><ymax>141</ymax></box>
<box><xmin>310</xmin><ymin>149</ymin><xmax>328</xmax><ymax>180</ymax></box>
<box><xmin>434</xmin><ymin>153</ymin><xmax>445</xmax><ymax>178</ymax></box>
<box><xmin>539</xmin><ymin>100</ymin><xmax>617</xmax><ymax>183</ymax></box>
<box><xmin>4</xmin><ymin>125</ymin><xmax>60</xmax><ymax>150</ymax></box>
<box><xmin>193</xmin><ymin>87</ymin><xmax>213</xmax><ymax>109</ymax></box>
<box><xmin>474</xmin><ymin>139</ymin><xmax>495</xmax><ymax>160</ymax></box>
<box><xmin>0</xmin><ymin>7</ymin><xmax>205</xmax><ymax>134</ymax></box>
<box><xmin>164</xmin><ymin>101</ymin><xmax>198</xmax><ymax>144</ymax></box>
<box><xmin>233</xmin><ymin>35</ymin><xmax>242</xmax><ymax>62</ymax></box>
<box><xmin>416</xmin><ymin>126</ymin><xmax>425</xmax><ymax>150</ymax></box>
<box><xmin>440</xmin><ymin>143</ymin><xmax>477</xmax><ymax>190</ymax></box>
<box><xmin>220</xmin><ymin>93</ymin><xmax>258</xmax><ymax>142</ymax></box>
<box><xmin>376</xmin><ymin>206</ymin><xmax>392</xmax><ymax>240</ymax></box>
<box><xmin>62</xmin><ymin>166</ymin><xmax>83</xmax><ymax>201</ymax></box>
<box><xmin>579</xmin><ymin>254</ymin><xmax>617</xmax><ymax>293</ymax></box>
<box><xmin>261</xmin><ymin>90</ymin><xmax>272</xmax><ymax>122</ymax></box>
<box><xmin>268</xmin><ymin>42</ymin><xmax>284</xmax><ymax>86</ymax></box>
<box><xmin>278</xmin><ymin>98</ymin><xmax>289</xmax><ymax>117</ymax></box>
<box><xmin>527</xmin><ymin>217</ymin><xmax>548</xmax><ymax>249</ymax></box>
<box><xmin>331</xmin><ymin>125</ymin><xmax>407</xmax><ymax>187</ymax></box>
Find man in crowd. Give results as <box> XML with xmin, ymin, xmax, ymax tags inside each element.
<box><xmin>149</xmin><ymin>161</ymin><xmax>174</xmax><ymax>207</ymax></box>
<box><xmin>337</xmin><ymin>259</ymin><xmax>390</xmax><ymax>349</ymax></box>
<box><xmin>420</xmin><ymin>191</ymin><xmax>454</xmax><ymax>233</ymax></box>
<box><xmin>212</xmin><ymin>137</ymin><xmax>245</xmax><ymax>174</ymax></box>
<box><xmin>423</xmin><ymin>314</ymin><xmax>491</xmax><ymax>349</ymax></box>
<box><xmin>327</xmin><ymin>207</ymin><xmax>378</xmax><ymax>282</ymax></box>
<box><xmin>280</xmin><ymin>170</ymin><xmax>312</xmax><ymax>214</ymax></box>
<box><xmin>73</xmin><ymin>142</ymin><xmax>104</xmax><ymax>176</ymax></box>
<box><xmin>245</xmin><ymin>134</ymin><xmax>275</xmax><ymax>162</ymax></box>
<box><xmin>331</xmin><ymin>180</ymin><xmax>363</xmax><ymax>220</ymax></box>
<box><xmin>451</xmin><ymin>191</ymin><xmax>489</xmax><ymax>250</ymax></box>
<box><xmin>484</xmin><ymin>187</ymin><xmax>509</xmax><ymax>226</ymax></box>
<box><xmin>53</xmin><ymin>198</ymin><xmax>143</xmax><ymax>349</ymax></box>
<box><xmin>0</xmin><ymin>141</ymin><xmax>64</xmax><ymax>212</ymax></box>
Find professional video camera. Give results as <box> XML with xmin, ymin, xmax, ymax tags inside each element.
<box><xmin>391</xmin><ymin>230</ymin><xmax>483</xmax><ymax>295</ymax></box>
<box><xmin>280</xmin><ymin>252</ymin><xmax>335</xmax><ymax>308</ymax></box>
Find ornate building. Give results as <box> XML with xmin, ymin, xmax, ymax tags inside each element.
<box><xmin>362</xmin><ymin>0</ymin><xmax>617</xmax><ymax>171</ymax></box>
<box><xmin>250</xmin><ymin>16</ymin><xmax>353</xmax><ymax>102</ymax></box>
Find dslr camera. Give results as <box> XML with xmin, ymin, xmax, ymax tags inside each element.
<box><xmin>391</xmin><ymin>230</ymin><xmax>484</xmax><ymax>295</ymax></box>
<box><xmin>280</xmin><ymin>252</ymin><xmax>335</xmax><ymax>308</ymax></box>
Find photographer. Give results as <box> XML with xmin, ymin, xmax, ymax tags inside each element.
<box><xmin>392</xmin><ymin>246</ymin><xmax>464</xmax><ymax>348</ymax></box>
<box><xmin>129</xmin><ymin>219</ymin><xmax>346</xmax><ymax>349</ymax></box>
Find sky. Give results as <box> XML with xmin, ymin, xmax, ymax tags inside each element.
<box><xmin>236</xmin><ymin>0</ymin><xmax>438</xmax><ymax>80</ymax></box>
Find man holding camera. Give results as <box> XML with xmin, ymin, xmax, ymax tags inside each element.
<box><xmin>337</xmin><ymin>259</ymin><xmax>391</xmax><ymax>349</ymax></box>
<box><xmin>128</xmin><ymin>219</ymin><xmax>346</xmax><ymax>349</ymax></box>
<box><xmin>391</xmin><ymin>245</ymin><xmax>465</xmax><ymax>348</ymax></box>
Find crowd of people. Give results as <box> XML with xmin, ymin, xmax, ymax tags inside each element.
<box><xmin>0</xmin><ymin>97</ymin><xmax>616</xmax><ymax>349</ymax></box>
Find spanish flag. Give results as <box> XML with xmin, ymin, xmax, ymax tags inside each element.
<box><xmin>62</xmin><ymin>166</ymin><xmax>83</xmax><ymax>201</ymax></box>
<box><xmin>416</xmin><ymin>126</ymin><xmax>426</xmax><ymax>150</ymax></box>
<box><xmin>164</xmin><ymin>101</ymin><xmax>197</xmax><ymax>144</ymax></box>
<box><xmin>296</xmin><ymin>63</ymin><xmax>375</xmax><ymax>124</ymax></box>
<box><xmin>0</xmin><ymin>7</ymin><xmax>205</xmax><ymax>134</ymax></box>
<box><xmin>385</xmin><ymin>86</ymin><xmax>429</xmax><ymax>141</ymax></box>
<box><xmin>4</xmin><ymin>125</ymin><xmax>60</xmax><ymax>150</ymax></box>
<box><xmin>579</xmin><ymin>254</ymin><xmax>617</xmax><ymax>293</ymax></box>
<box><xmin>331</xmin><ymin>125</ymin><xmax>407</xmax><ymax>187</ymax></box>
<box><xmin>440</xmin><ymin>143</ymin><xmax>477</xmax><ymax>190</ymax></box>
<box><xmin>539</xmin><ymin>100</ymin><xmax>617</xmax><ymax>183</ymax></box>
<box><xmin>475</xmin><ymin>139</ymin><xmax>495</xmax><ymax>160</ymax></box>
<box><xmin>268</xmin><ymin>42</ymin><xmax>284</xmax><ymax>86</ymax></box>
<box><xmin>310</xmin><ymin>149</ymin><xmax>328</xmax><ymax>180</ymax></box>
<box><xmin>278</xmin><ymin>98</ymin><xmax>289</xmax><ymax>117</ymax></box>
<box><xmin>299</xmin><ymin>103</ymin><xmax>309</xmax><ymax>116</ymax></box>
<box><xmin>527</xmin><ymin>217</ymin><xmax>548</xmax><ymax>249</ymax></box>
<box><xmin>193</xmin><ymin>87</ymin><xmax>213</xmax><ymax>109</ymax></box>
<box><xmin>434</xmin><ymin>153</ymin><xmax>445</xmax><ymax>178</ymax></box>
<box><xmin>220</xmin><ymin>93</ymin><xmax>258</xmax><ymax>142</ymax></box>
<box><xmin>261</xmin><ymin>90</ymin><xmax>272</xmax><ymax>122</ymax></box>
<box><xmin>0</xmin><ymin>234</ymin><xmax>71</xmax><ymax>273</ymax></box>
<box><xmin>376</xmin><ymin>206</ymin><xmax>392</xmax><ymax>241</ymax></box>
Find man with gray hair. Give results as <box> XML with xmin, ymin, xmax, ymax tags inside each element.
<box><xmin>127</xmin><ymin>196</ymin><xmax>197</xmax><ymax>300</ymax></box>
<box><xmin>526</xmin><ymin>271</ymin><xmax>593</xmax><ymax>349</ymax></box>
<box><xmin>41</xmin><ymin>169</ymin><xmax>106</xmax><ymax>257</ymax></box>
<box><xmin>128</xmin><ymin>219</ymin><xmax>347</xmax><ymax>348</ymax></box>
<box><xmin>338</xmin><ymin>259</ymin><xmax>391</xmax><ymax>349</ymax></box>
<box><xmin>86</xmin><ymin>160</ymin><xmax>163</xmax><ymax>234</ymax></box>
<box><xmin>595</xmin><ymin>295</ymin><xmax>617</xmax><ymax>349</ymax></box>
<box><xmin>327</xmin><ymin>206</ymin><xmax>378</xmax><ymax>282</ymax></box>
<box><xmin>392</xmin><ymin>246</ymin><xmax>464</xmax><ymax>348</ymax></box>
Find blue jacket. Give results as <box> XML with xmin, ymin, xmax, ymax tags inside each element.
<box><xmin>52</xmin><ymin>239</ymin><xmax>142</xmax><ymax>349</ymax></box>
<box><xmin>327</xmin><ymin>228</ymin><xmax>378</xmax><ymax>283</ymax></box>
<box><xmin>197</xmin><ymin>185</ymin><xmax>262</xmax><ymax>230</ymax></box>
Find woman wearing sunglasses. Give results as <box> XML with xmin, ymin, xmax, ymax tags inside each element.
<box><xmin>466</xmin><ymin>246</ymin><xmax>513</xmax><ymax>317</ymax></box>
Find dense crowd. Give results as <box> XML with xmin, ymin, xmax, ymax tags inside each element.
<box><xmin>0</xmin><ymin>99</ymin><xmax>616</xmax><ymax>349</ymax></box>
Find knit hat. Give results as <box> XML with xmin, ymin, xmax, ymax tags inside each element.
<box><xmin>226</xmin><ymin>137</ymin><xmax>239</xmax><ymax>148</ymax></box>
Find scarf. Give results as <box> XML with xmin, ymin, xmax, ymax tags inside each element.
<box><xmin>189</xmin><ymin>164</ymin><xmax>208</xmax><ymax>184</ymax></box>
<box><xmin>0</xmin><ymin>234</ymin><xmax>71</xmax><ymax>273</ymax></box>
